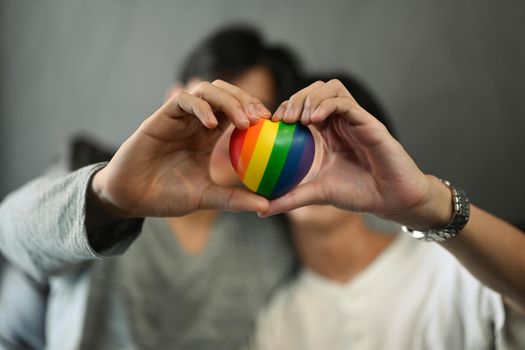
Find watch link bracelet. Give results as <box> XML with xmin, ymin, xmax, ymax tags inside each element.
<box><xmin>402</xmin><ymin>179</ymin><xmax>470</xmax><ymax>242</ymax></box>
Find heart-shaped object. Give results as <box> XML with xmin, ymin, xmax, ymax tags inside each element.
<box><xmin>229</xmin><ymin>119</ymin><xmax>315</xmax><ymax>199</ymax></box>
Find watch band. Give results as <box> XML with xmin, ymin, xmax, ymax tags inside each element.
<box><xmin>402</xmin><ymin>179</ymin><xmax>470</xmax><ymax>242</ymax></box>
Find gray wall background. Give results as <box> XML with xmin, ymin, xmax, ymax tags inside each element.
<box><xmin>1</xmin><ymin>0</ymin><xmax>524</xmax><ymax>225</ymax></box>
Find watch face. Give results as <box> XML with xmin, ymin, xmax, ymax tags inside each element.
<box><xmin>403</xmin><ymin>227</ymin><xmax>447</xmax><ymax>242</ymax></box>
<box><xmin>408</xmin><ymin>230</ymin><xmax>427</xmax><ymax>240</ymax></box>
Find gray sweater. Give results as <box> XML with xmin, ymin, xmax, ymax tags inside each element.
<box><xmin>0</xmin><ymin>163</ymin><xmax>297</xmax><ymax>349</ymax></box>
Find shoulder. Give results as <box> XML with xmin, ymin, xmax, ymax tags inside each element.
<box><xmin>401</xmin><ymin>235</ymin><xmax>506</xmax><ymax>342</ymax></box>
<box><xmin>400</xmin><ymin>235</ymin><xmax>502</xmax><ymax>306</ymax></box>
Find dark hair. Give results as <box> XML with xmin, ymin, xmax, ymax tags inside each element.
<box><xmin>303</xmin><ymin>73</ymin><xmax>396</xmax><ymax>138</ymax></box>
<box><xmin>179</xmin><ymin>25</ymin><xmax>303</xmax><ymax>109</ymax></box>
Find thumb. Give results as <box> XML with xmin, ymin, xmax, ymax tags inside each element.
<box><xmin>199</xmin><ymin>184</ymin><xmax>269</xmax><ymax>213</ymax></box>
<box><xmin>260</xmin><ymin>180</ymin><xmax>325</xmax><ymax>217</ymax></box>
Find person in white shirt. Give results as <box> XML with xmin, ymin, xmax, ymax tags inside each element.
<box><xmin>251</xmin><ymin>76</ymin><xmax>525</xmax><ymax>349</ymax></box>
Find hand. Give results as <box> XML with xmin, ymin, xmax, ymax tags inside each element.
<box><xmin>90</xmin><ymin>80</ymin><xmax>271</xmax><ymax>220</ymax></box>
<box><xmin>262</xmin><ymin>80</ymin><xmax>452</xmax><ymax>230</ymax></box>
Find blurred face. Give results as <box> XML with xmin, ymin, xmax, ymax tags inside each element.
<box><xmin>210</xmin><ymin>65</ymin><xmax>277</xmax><ymax>186</ymax></box>
<box><xmin>233</xmin><ymin>65</ymin><xmax>277</xmax><ymax>109</ymax></box>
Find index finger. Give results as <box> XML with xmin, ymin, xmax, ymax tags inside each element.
<box><xmin>157</xmin><ymin>90</ymin><xmax>218</xmax><ymax>129</ymax></box>
<box><xmin>191</xmin><ymin>81</ymin><xmax>252</xmax><ymax>129</ymax></box>
<box><xmin>212</xmin><ymin>80</ymin><xmax>271</xmax><ymax>121</ymax></box>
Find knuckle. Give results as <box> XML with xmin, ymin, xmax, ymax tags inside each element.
<box><xmin>232</xmin><ymin>98</ymin><xmax>243</xmax><ymax>109</ymax></box>
<box><xmin>172</xmin><ymin>90</ymin><xmax>187</xmax><ymax>100</ymax></box>
<box><xmin>304</xmin><ymin>96</ymin><xmax>313</xmax><ymax>108</ymax></box>
<box><xmin>250</xmin><ymin>97</ymin><xmax>261</xmax><ymax>105</ymax></box>
<box><xmin>304</xmin><ymin>95</ymin><xmax>319</xmax><ymax>108</ymax></box>
<box><xmin>196</xmin><ymin>81</ymin><xmax>213</xmax><ymax>92</ymax></box>
<box><xmin>288</xmin><ymin>95</ymin><xmax>298</xmax><ymax>106</ymax></box>
<box><xmin>226</xmin><ymin>100</ymin><xmax>243</xmax><ymax>115</ymax></box>
<box><xmin>236</xmin><ymin>91</ymin><xmax>251</xmax><ymax>104</ymax></box>
<box><xmin>330</xmin><ymin>79</ymin><xmax>346</xmax><ymax>92</ymax></box>
<box><xmin>342</xmin><ymin>95</ymin><xmax>355</xmax><ymax>104</ymax></box>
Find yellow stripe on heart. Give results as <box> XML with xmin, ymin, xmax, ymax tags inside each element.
<box><xmin>242</xmin><ymin>120</ymin><xmax>280</xmax><ymax>192</ymax></box>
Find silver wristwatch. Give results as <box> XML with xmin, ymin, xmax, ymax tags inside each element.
<box><xmin>402</xmin><ymin>180</ymin><xmax>470</xmax><ymax>242</ymax></box>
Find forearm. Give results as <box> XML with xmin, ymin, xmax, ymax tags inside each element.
<box><xmin>85</xmin><ymin>167</ymin><xmax>144</xmax><ymax>253</ymax></box>
<box><xmin>401</xmin><ymin>175</ymin><xmax>525</xmax><ymax>310</ymax></box>
<box><xmin>440</xmin><ymin>205</ymin><xmax>525</xmax><ymax>310</ymax></box>
<box><xmin>86</xmin><ymin>166</ymin><xmax>134</xmax><ymax>231</ymax></box>
<box><xmin>0</xmin><ymin>163</ymin><xmax>142</xmax><ymax>281</ymax></box>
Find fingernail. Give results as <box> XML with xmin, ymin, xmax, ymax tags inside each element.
<box><xmin>256</xmin><ymin>104</ymin><xmax>271</xmax><ymax>117</ymax></box>
<box><xmin>272</xmin><ymin>107</ymin><xmax>284</xmax><ymax>121</ymax></box>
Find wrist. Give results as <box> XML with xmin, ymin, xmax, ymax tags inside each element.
<box><xmin>395</xmin><ymin>175</ymin><xmax>453</xmax><ymax>231</ymax></box>
<box><xmin>87</xmin><ymin>167</ymin><xmax>131</xmax><ymax>230</ymax></box>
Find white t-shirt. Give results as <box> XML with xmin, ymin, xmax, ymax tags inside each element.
<box><xmin>252</xmin><ymin>234</ymin><xmax>524</xmax><ymax>350</ymax></box>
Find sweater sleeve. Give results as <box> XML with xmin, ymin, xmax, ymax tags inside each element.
<box><xmin>0</xmin><ymin>163</ymin><xmax>143</xmax><ymax>282</ymax></box>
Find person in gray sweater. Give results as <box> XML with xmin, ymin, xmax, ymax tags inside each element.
<box><xmin>0</xmin><ymin>26</ymin><xmax>302</xmax><ymax>349</ymax></box>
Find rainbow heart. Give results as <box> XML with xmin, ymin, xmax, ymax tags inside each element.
<box><xmin>229</xmin><ymin>119</ymin><xmax>315</xmax><ymax>199</ymax></box>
